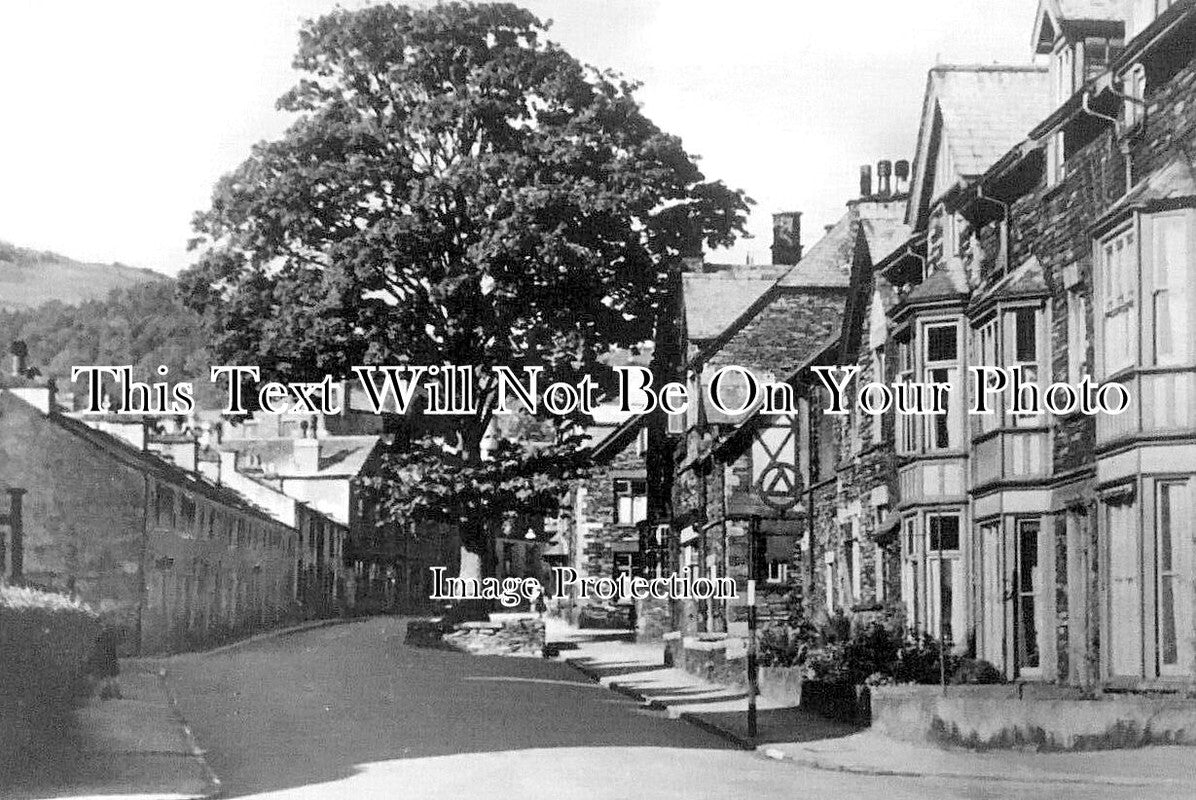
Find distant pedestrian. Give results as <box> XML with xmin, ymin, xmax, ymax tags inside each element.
<box><xmin>533</xmin><ymin>583</ymin><xmax>547</xmax><ymax>618</ymax></box>
<box><xmin>85</xmin><ymin>626</ymin><xmax>122</xmax><ymax>700</ymax></box>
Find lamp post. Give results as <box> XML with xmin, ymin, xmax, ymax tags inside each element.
<box><xmin>746</xmin><ymin>513</ymin><xmax>760</xmax><ymax>739</ymax></box>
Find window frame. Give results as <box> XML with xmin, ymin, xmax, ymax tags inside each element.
<box><xmin>613</xmin><ymin>478</ymin><xmax>648</xmax><ymax>527</ymax></box>
<box><xmin>922</xmin><ymin>319</ymin><xmax>962</xmax><ymax>452</ymax></box>
<box><xmin>1097</xmin><ymin>224</ymin><xmax>1139</xmax><ymax>376</ymax></box>
<box><xmin>1155</xmin><ymin>479</ymin><xmax>1193</xmax><ymax>677</ymax></box>
<box><xmin>1148</xmin><ymin>211</ymin><xmax>1191</xmax><ymax>366</ymax></box>
<box><xmin>1067</xmin><ymin>287</ymin><xmax>1089</xmax><ymax>384</ymax></box>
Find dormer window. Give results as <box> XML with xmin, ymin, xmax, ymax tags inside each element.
<box><xmin>1053</xmin><ymin>41</ymin><xmax>1077</xmax><ymax>107</ymax></box>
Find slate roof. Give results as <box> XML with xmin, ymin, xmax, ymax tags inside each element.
<box><xmin>932</xmin><ymin>66</ymin><xmax>1052</xmax><ymax>180</ymax></box>
<box><xmin>0</xmin><ymin>391</ymin><xmax>282</xmax><ymax>527</ymax></box>
<box><xmin>972</xmin><ymin>256</ymin><xmax>1050</xmax><ymax>307</ymax></box>
<box><xmin>776</xmin><ymin>211</ymin><xmax>855</xmax><ymax>288</ymax></box>
<box><xmin>218</xmin><ymin>436</ymin><xmax>380</xmax><ymax>478</ymax></box>
<box><xmin>903</xmin><ymin>263</ymin><xmax>970</xmax><ymax>305</ymax></box>
<box><xmin>683</xmin><ymin>264</ymin><xmax>790</xmax><ymax>342</ymax></box>
<box><xmin>1093</xmin><ymin>155</ymin><xmax>1196</xmax><ymax>234</ymax></box>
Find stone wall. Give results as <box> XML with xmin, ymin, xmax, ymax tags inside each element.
<box><xmin>440</xmin><ymin>617</ymin><xmax>546</xmax><ymax>658</ymax></box>
<box><xmin>873</xmin><ymin>684</ymin><xmax>1196</xmax><ymax>750</ymax></box>
<box><xmin>0</xmin><ymin>394</ymin><xmax>301</xmax><ymax>656</ymax></box>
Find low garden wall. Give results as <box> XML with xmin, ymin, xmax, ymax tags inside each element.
<box><xmin>0</xmin><ymin>585</ymin><xmax>101</xmax><ymax>756</ymax></box>
<box><xmin>406</xmin><ymin>616</ymin><xmax>545</xmax><ymax>658</ymax></box>
<box><xmin>667</xmin><ymin>634</ymin><xmax>749</xmax><ymax>686</ymax></box>
<box><xmin>872</xmin><ymin>684</ymin><xmax>1196</xmax><ymax>750</ymax></box>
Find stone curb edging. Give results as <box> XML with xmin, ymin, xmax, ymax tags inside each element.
<box><xmin>170</xmin><ymin>616</ymin><xmax>358</xmax><ymax>659</ymax></box>
<box><xmin>753</xmin><ymin>747</ymin><xmax>1183</xmax><ymax>788</ymax></box>
<box><xmin>675</xmin><ymin>712</ymin><xmax>755</xmax><ymax>750</ymax></box>
<box><xmin>156</xmin><ymin>667</ymin><xmax>223</xmax><ymax>799</ymax></box>
<box><xmin>562</xmin><ymin>655</ymin><xmax>1188</xmax><ymax>788</ymax></box>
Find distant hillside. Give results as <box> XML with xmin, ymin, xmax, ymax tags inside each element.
<box><xmin>0</xmin><ymin>240</ymin><xmax>165</xmax><ymax>310</ymax></box>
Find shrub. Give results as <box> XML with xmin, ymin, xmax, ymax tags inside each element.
<box><xmin>758</xmin><ymin>618</ymin><xmax>817</xmax><ymax>668</ymax></box>
<box><xmin>951</xmin><ymin>657</ymin><xmax>1004</xmax><ymax>685</ymax></box>
<box><xmin>758</xmin><ymin>603</ymin><xmax>1003</xmax><ymax>688</ymax></box>
<box><xmin>0</xmin><ymin>585</ymin><xmax>101</xmax><ymax>751</ymax></box>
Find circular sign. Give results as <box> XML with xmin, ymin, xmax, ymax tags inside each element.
<box><xmin>755</xmin><ymin>463</ymin><xmax>800</xmax><ymax>512</ymax></box>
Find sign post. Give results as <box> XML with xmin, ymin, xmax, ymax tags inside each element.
<box><xmin>744</xmin><ymin>463</ymin><xmax>800</xmax><ymax>742</ymax></box>
<box><xmin>746</xmin><ymin>520</ymin><xmax>759</xmax><ymax>739</ymax></box>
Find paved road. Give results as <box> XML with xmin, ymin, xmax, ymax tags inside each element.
<box><xmin>163</xmin><ymin>618</ymin><xmax>1188</xmax><ymax>799</ymax></box>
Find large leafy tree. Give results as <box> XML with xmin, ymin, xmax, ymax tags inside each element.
<box><xmin>181</xmin><ymin>2</ymin><xmax>749</xmax><ymax>582</ymax></box>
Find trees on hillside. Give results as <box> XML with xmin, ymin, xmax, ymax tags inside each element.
<box><xmin>181</xmin><ymin>2</ymin><xmax>749</xmax><ymax>581</ymax></box>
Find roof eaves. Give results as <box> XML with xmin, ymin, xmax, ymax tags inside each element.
<box><xmin>588</xmin><ymin>413</ymin><xmax>646</xmax><ymax>463</ymax></box>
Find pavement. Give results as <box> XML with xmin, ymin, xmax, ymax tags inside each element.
<box><xmin>1</xmin><ymin>666</ymin><xmax>217</xmax><ymax>800</ymax></box>
<box><xmin>548</xmin><ymin>617</ymin><xmax>1196</xmax><ymax>792</ymax></box>
<box><xmin>14</xmin><ymin>615</ymin><xmax>1196</xmax><ymax>799</ymax></box>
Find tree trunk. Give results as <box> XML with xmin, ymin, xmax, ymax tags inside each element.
<box><xmin>458</xmin><ymin>545</ymin><xmax>483</xmax><ymax>582</ymax></box>
<box><xmin>442</xmin><ymin>426</ymin><xmax>492</xmax><ymax>623</ymax></box>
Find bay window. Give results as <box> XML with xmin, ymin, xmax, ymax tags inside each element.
<box><xmin>974</xmin><ymin>316</ymin><xmax>1000</xmax><ymax>435</ymax></box>
<box><xmin>1011</xmin><ymin>306</ymin><xmax>1044</xmax><ymax>429</ymax></box>
<box><xmin>1150</xmin><ymin>212</ymin><xmax>1190</xmax><ymax>365</ymax></box>
<box><xmin>925</xmin><ymin>513</ymin><xmax>964</xmax><ymax>645</ymax></box>
<box><xmin>1099</xmin><ymin>226</ymin><xmax>1138</xmax><ymax>375</ymax></box>
<box><xmin>924</xmin><ymin>321</ymin><xmax>962</xmax><ymax>451</ymax></box>
<box><xmin>896</xmin><ymin>335</ymin><xmax>917</xmax><ymax>454</ymax></box>
<box><xmin>1014</xmin><ymin>519</ymin><xmax>1043</xmax><ymax>676</ymax></box>
<box><xmin>1156</xmin><ymin>481</ymin><xmax>1193</xmax><ymax>676</ymax></box>
<box><xmin>1097</xmin><ymin>212</ymin><xmax>1194</xmax><ymax>375</ymax></box>
<box><xmin>902</xmin><ymin>513</ymin><xmax>964</xmax><ymax>643</ymax></box>
<box><xmin>1105</xmin><ymin>479</ymin><xmax>1196</xmax><ymax>681</ymax></box>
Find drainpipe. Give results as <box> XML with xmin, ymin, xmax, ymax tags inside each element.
<box><xmin>1081</xmin><ymin>90</ymin><xmax>1133</xmax><ymax>191</ymax></box>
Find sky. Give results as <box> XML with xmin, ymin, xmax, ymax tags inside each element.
<box><xmin>0</xmin><ymin>1</ymin><xmax>1041</xmax><ymax>275</ymax></box>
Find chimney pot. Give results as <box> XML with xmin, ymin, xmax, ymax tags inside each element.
<box><xmin>859</xmin><ymin>165</ymin><xmax>873</xmax><ymax>198</ymax></box>
<box><xmin>877</xmin><ymin>160</ymin><xmax>893</xmax><ymax>197</ymax></box>
<box><xmin>895</xmin><ymin>159</ymin><xmax>911</xmax><ymax>194</ymax></box>
<box><xmin>770</xmin><ymin>211</ymin><xmax>802</xmax><ymax>265</ymax></box>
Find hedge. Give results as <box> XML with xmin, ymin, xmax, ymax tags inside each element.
<box><xmin>0</xmin><ymin>585</ymin><xmax>101</xmax><ymax>754</ymax></box>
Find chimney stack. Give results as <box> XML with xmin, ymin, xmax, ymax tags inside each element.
<box><xmin>293</xmin><ymin>437</ymin><xmax>321</xmax><ymax>474</ymax></box>
<box><xmin>895</xmin><ymin>159</ymin><xmax>911</xmax><ymax>194</ymax></box>
<box><xmin>877</xmin><ymin>160</ymin><xmax>893</xmax><ymax>197</ymax></box>
<box><xmin>9</xmin><ymin>340</ymin><xmax>28</xmax><ymax>378</ymax></box>
<box><xmin>770</xmin><ymin>212</ymin><xmax>802</xmax><ymax>265</ymax></box>
<box><xmin>859</xmin><ymin>164</ymin><xmax>873</xmax><ymax>198</ymax></box>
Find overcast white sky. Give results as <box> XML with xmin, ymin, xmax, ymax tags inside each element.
<box><xmin>0</xmin><ymin>1</ymin><xmax>1041</xmax><ymax>275</ymax></box>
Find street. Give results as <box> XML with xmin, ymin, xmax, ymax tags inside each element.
<box><xmin>160</xmin><ymin>618</ymin><xmax>1186</xmax><ymax>800</ymax></box>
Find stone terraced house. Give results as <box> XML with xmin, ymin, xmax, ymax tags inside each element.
<box><xmin>608</xmin><ymin>0</ymin><xmax>1196</xmax><ymax>707</ymax></box>
<box><xmin>0</xmin><ymin>374</ymin><xmax>301</xmax><ymax>655</ymax></box>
